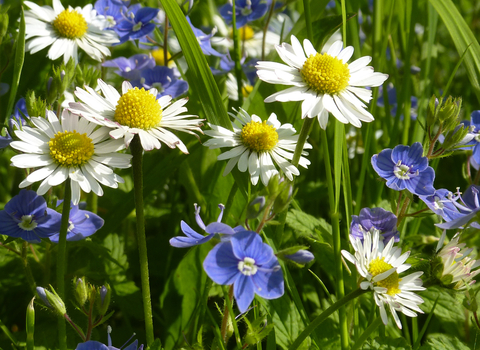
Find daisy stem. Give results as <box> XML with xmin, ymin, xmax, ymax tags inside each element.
<box><xmin>131</xmin><ymin>135</ymin><xmax>155</xmax><ymax>346</ymax></box>
<box><xmin>302</xmin><ymin>0</ymin><xmax>312</xmax><ymax>40</ymax></box>
<box><xmin>56</xmin><ymin>179</ymin><xmax>72</xmax><ymax>350</ymax></box>
<box><xmin>289</xmin><ymin>288</ymin><xmax>368</xmax><ymax>350</ymax></box>
<box><xmin>262</xmin><ymin>0</ymin><xmax>276</xmax><ymax>61</ymax></box>
<box><xmin>350</xmin><ymin>317</ymin><xmax>383</xmax><ymax>350</ymax></box>
<box><xmin>231</xmin><ymin>0</ymin><xmax>244</xmax><ymax>107</ymax></box>
<box><xmin>291</xmin><ymin>118</ymin><xmax>315</xmax><ymax>168</ymax></box>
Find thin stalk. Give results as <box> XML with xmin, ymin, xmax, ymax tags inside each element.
<box><xmin>340</xmin><ymin>0</ymin><xmax>347</xmax><ymax>43</ymax></box>
<box><xmin>56</xmin><ymin>179</ymin><xmax>72</xmax><ymax>350</ymax></box>
<box><xmin>303</xmin><ymin>0</ymin><xmax>313</xmax><ymax>40</ymax></box>
<box><xmin>164</xmin><ymin>16</ymin><xmax>169</xmax><ymax>66</ymax></box>
<box><xmin>231</xmin><ymin>0</ymin><xmax>244</xmax><ymax>107</ymax></box>
<box><xmin>220</xmin><ymin>285</ymin><xmax>234</xmax><ymax>345</ymax></box>
<box><xmin>350</xmin><ymin>317</ymin><xmax>383</xmax><ymax>350</ymax></box>
<box><xmin>222</xmin><ymin>285</ymin><xmax>242</xmax><ymax>348</ymax></box>
<box><xmin>292</xmin><ymin>118</ymin><xmax>314</xmax><ymax>168</ymax></box>
<box><xmin>130</xmin><ymin>135</ymin><xmax>155</xmax><ymax>346</ymax></box>
<box><xmin>288</xmin><ymin>289</ymin><xmax>368</xmax><ymax>350</ymax></box>
<box><xmin>262</xmin><ymin>0</ymin><xmax>276</xmax><ymax>60</ymax></box>
<box><xmin>21</xmin><ymin>242</ymin><xmax>36</xmax><ymax>294</ymax></box>
<box><xmin>64</xmin><ymin>314</ymin><xmax>86</xmax><ymax>342</ymax></box>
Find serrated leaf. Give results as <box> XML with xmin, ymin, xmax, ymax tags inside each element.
<box><xmin>363</xmin><ymin>337</ymin><xmax>411</xmax><ymax>350</ymax></box>
<box><xmin>286</xmin><ymin>209</ymin><xmax>332</xmax><ymax>238</ymax></box>
<box><xmin>420</xmin><ymin>286</ymin><xmax>464</xmax><ymax>322</ymax></box>
<box><xmin>419</xmin><ymin>333</ymin><xmax>470</xmax><ymax>350</ymax></box>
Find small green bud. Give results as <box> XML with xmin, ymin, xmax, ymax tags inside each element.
<box><xmin>426</xmin><ymin>95</ymin><xmax>438</xmax><ymax>126</ymax></box>
<box><xmin>0</xmin><ymin>12</ymin><xmax>8</xmax><ymax>46</ymax></box>
<box><xmin>36</xmin><ymin>286</ymin><xmax>66</xmax><ymax>315</ymax></box>
<box><xmin>267</xmin><ymin>174</ymin><xmax>280</xmax><ymax>195</ymax></box>
<box><xmin>463</xmin><ymin>293</ymin><xmax>478</xmax><ymax>312</ymax></box>
<box><xmin>96</xmin><ymin>283</ymin><xmax>111</xmax><ymax>316</ymax></box>
<box><xmin>246</xmin><ymin>196</ymin><xmax>266</xmax><ymax>220</ymax></box>
<box><xmin>442</xmin><ymin>124</ymin><xmax>470</xmax><ymax>151</ymax></box>
<box><xmin>272</xmin><ymin>180</ymin><xmax>293</xmax><ymax>214</ymax></box>
<box><xmin>26</xmin><ymin>91</ymin><xmax>46</xmax><ymax>118</ymax></box>
<box><xmin>74</xmin><ymin>277</ymin><xmax>88</xmax><ymax>307</ymax></box>
<box><xmin>26</xmin><ymin>297</ymin><xmax>35</xmax><ymax>349</ymax></box>
<box><xmin>244</xmin><ymin>318</ymin><xmax>274</xmax><ymax>346</ymax></box>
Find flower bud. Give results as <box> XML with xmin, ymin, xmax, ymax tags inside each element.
<box><xmin>272</xmin><ymin>180</ymin><xmax>293</xmax><ymax>214</ymax></box>
<box><xmin>246</xmin><ymin>196</ymin><xmax>266</xmax><ymax>219</ymax></box>
<box><xmin>244</xmin><ymin>318</ymin><xmax>274</xmax><ymax>345</ymax></box>
<box><xmin>25</xmin><ymin>91</ymin><xmax>46</xmax><ymax>119</ymax></box>
<box><xmin>96</xmin><ymin>283</ymin><xmax>111</xmax><ymax>316</ymax></box>
<box><xmin>74</xmin><ymin>277</ymin><xmax>88</xmax><ymax>307</ymax></box>
<box><xmin>442</xmin><ymin>124</ymin><xmax>470</xmax><ymax>151</ymax></box>
<box><xmin>36</xmin><ymin>286</ymin><xmax>66</xmax><ymax>315</ymax></box>
<box><xmin>277</xmin><ymin>246</ymin><xmax>314</xmax><ymax>267</ymax></box>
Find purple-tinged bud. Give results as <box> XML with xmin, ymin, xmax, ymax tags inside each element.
<box><xmin>285</xmin><ymin>250</ymin><xmax>315</xmax><ymax>264</ymax></box>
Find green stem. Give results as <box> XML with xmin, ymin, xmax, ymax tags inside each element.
<box><xmin>56</xmin><ymin>179</ymin><xmax>72</xmax><ymax>350</ymax></box>
<box><xmin>222</xmin><ymin>285</ymin><xmax>242</xmax><ymax>348</ymax></box>
<box><xmin>292</xmin><ymin>118</ymin><xmax>314</xmax><ymax>168</ymax></box>
<box><xmin>261</xmin><ymin>0</ymin><xmax>276</xmax><ymax>61</ymax></box>
<box><xmin>21</xmin><ymin>242</ymin><xmax>36</xmax><ymax>294</ymax></box>
<box><xmin>350</xmin><ymin>317</ymin><xmax>383</xmax><ymax>350</ymax></box>
<box><xmin>131</xmin><ymin>135</ymin><xmax>155</xmax><ymax>346</ymax></box>
<box><xmin>231</xmin><ymin>0</ymin><xmax>244</xmax><ymax>107</ymax></box>
<box><xmin>289</xmin><ymin>289</ymin><xmax>368</xmax><ymax>350</ymax></box>
<box><xmin>220</xmin><ymin>285</ymin><xmax>234</xmax><ymax>345</ymax></box>
<box><xmin>303</xmin><ymin>0</ymin><xmax>313</xmax><ymax>40</ymax></box>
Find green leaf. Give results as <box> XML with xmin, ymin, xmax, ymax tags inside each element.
<box><xmin>159</xmin><ymin>0</ymin><xmax>230</xmax><ymax>130</ymax></box>
<box><xmin>419</xmin><ymin>333</ymin><xmax>470</xmax><ymax>350</ymax></box>
<box><xmin>159</xmin><ymin>244</ymin><xmax>208</xmax><ymax>350</ymax></box>
<box><xmin>5</xmin><ymin>7</ymin><xmax>24</xmax><ymax>123</ymax></box>
<box><xmin>363</xmin><ymin>337</ymin><xmax>412</xmax><ymax>350</ymax></box>
<box><xmin>429</xmin><ymin>0</ymin><xmax>480</xmax><ymax>102</ymax></box>
<box><xmin>420</xmin><ymin>286</ymin><xmax>464</xmax><ymax>322</ymax></box>
<box><xmin>286</xmin><ymin>209</ymin><xmax>332</xmax><ymax>238</ymax></box>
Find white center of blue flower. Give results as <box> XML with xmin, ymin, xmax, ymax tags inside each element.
<box><xmin>18</xmin><ymin>215</ymin><xmax>38</xmax><ymax>231</ymax></box>
<box><xmin>106</xmin><ymin>16</ymin><xmax>116</xmax><ymax>27</ymax></box>
<box><xmin>434</xmin><ymin>197</ymin><xmax>445</xmax><ymax>211</ymax></box>
<box><xmin>238</xmin><ymin>257</ymin><xmax>258</xmax><ymax>276</ymax></box>
<box><xmin>151</xmin><ymin>83</ymin><xmax>164</xmax><ymax>93</ymax></box>
<box><xmin>68</xmin><ymin>221</ymin><xmax>75</xmax><ymax>232</ymax></box>
<box><xmin>475</xmin><ymin>134</ymin><xmax>480</xmax><ymax>143</ymax></box>
<box><xmin>241</xmin><ymin>7</ymin><xmax>252</xmax><ymax>16</ymax></box>
<box><xmin>133</xmin><ymin>21</ymin><xmax>143</xmax><ymax>32</ymax></box>
<box><xmin>393</xmin><ymin>162</ymin><xmax>411</xmax><ymax>180</ymax></box>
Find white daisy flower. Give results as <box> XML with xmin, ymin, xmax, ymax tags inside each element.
<box><xmin>24</xmin><ymin>0</ymin><xmax>119</xmax><ymax>63</ymax></box>
<box><xmin>342</xmin><ymin>230</ymin><xmax>425</xmax><ymax>329</ymax></box>
<box><xmin>435</xmin><ymin>232</ymin><xmax>480</xmax><ymax>290</ymax></box>
<box><xmin>203</xmin><ymin>108</ymin><xmax>311</xmax><ymax>186</ymax></box>
<box><xmin>10</xmin><ymin>110</ymin><xmax>131</xmax><ymax>205</ymax></box>
<box><xmin>68</xmin><ymin>79</ymin><xmax>204</xmax><ymax>152</ymax></box>
<box><xmin>256</xmin><ymin>35</ymin><xmax>389</xmax><ymax>129</ymax></box>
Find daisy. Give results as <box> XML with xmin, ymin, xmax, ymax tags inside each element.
<box><xmin>68</xmin><ymin>79</ymin><xmax>204</xmax><ymax>152</ymax></box>
<box><xmin>24</xmin><ymin>0</ymin><xmax>119</xmax><ymax>63</ymax></box>
<box><xmin>256</xmin><ymin>35</ymin><xmax>389</xmax><ymax>129</ymax></box>
<box><xmin>10</xmin><ymin>110</ymin><xmax>132</xmax><ymax>205</ymax></box>
<box><xmin>203</xmin><ymin>108</ymin><xmax>311</xmax><ymax>186</ymax></box>
<box><xmin>342</xmin><ymin>230</ymin><xmax>425</xmax><ymax>329</ymax></box>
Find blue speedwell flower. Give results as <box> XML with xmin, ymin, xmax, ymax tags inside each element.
<box><xmin>219</xmin><ymin>0</ymin><xmax>268</xmax><ymax>28</ymax></box>
<box><xmin>49</xmin><ymin>202</ymin><xmax>104</xmax><ymax>243</ymax></box>
<box><xmin>75</xmin><ymin>326</ymin><xmax>143</xmax><ymax>350</ymax></box>
<box><xmin>133</xmin><ymin>66</ymin><xmax>189</xmax><ymax>99</ymax></box>
<box><xmin>116</xmin><ymin>5</ymin><xmax>159</xmax><ymax>43</ymax></box>
<box><xmin>170</xmin><ymin>204</ymin><xmax>241</xmax><ymax>248</ymax></box>
<box><xmin>371</xmin><ymin>142</ymin><xmax>435</xmax><ymax>196</ymax></box>
<box><xmin>420</xmin><ymin>189</ymin><xmax>465</xmax><ymax>225</ymax></box>
<box><xmin>203</xmin><ymin>230</ymin><xmax>284</xmax><ymax>313</ymax></box>
<box><xmin>460</xmin><ymin>111</ymin><xmax>480</xmax><ymax>166</ymax></box>
<box><xmin>103</xmin><ymin>54</ymin><xmax>155</xmax><ymax>81</ymax></box>
<box><xmin>0</xmin><ymin>190</ymin><xmax>62</xmax><ymax>243</ymax></box>
<box><xmin>94</xmin><ymin>0</ymin><xmax>128</xmax><ymax>31</ymax></box>
<box><xmin>350</xmin><ymin>207</ymin><xmax>399</xmax><ymax>243</ymax></box>
<box><xmin>436</xmin><ymin>185</ymin><xmax>480</xmax><ymax>230</ymax></box>
<box><xmin>187</xmin><ymin>16</ymin><xmax>224</xmax><ymax>57</ymax></box>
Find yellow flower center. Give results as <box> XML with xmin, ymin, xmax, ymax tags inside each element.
<box><xmin>49</xmin><ymin>130</ymin><xmax>94</xmax><ymax>166</ymax></box>
<box><xmin>301</xmin><ymin>53</ymin><xmax>350</xmax><ymax>95</ymax></box>
<box><xmin>114</xmin><ymin>87</ymin><xmax>163</xmax><ymax>129</ymax></box>
<box><xmin>368</xmin><ymin>258</ymin><xmax>401</xmax><ymax>296</ymax></box>
<box><xmin>240</xmin><ymin>120</ymin><xmax>278</xmax><ymax>152</ymax></box>
<box><xmin>242</xmin><ymin>85</ymin><xmax>253</xmax><ymax>98</ymax></box>
<box><xmin>52</xmin><ymin>9</ymin><xmax>88</xmax><ymax>39</ymax></box>
<box><xmin>239</xmin><ymin>25</ymin><xmax>255</xmax><ymax>40</ymax></box>
<box><xmin>151</xmin><ymin>48</ymin><xmax>172</xmax><ymax>66</ymax></box>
